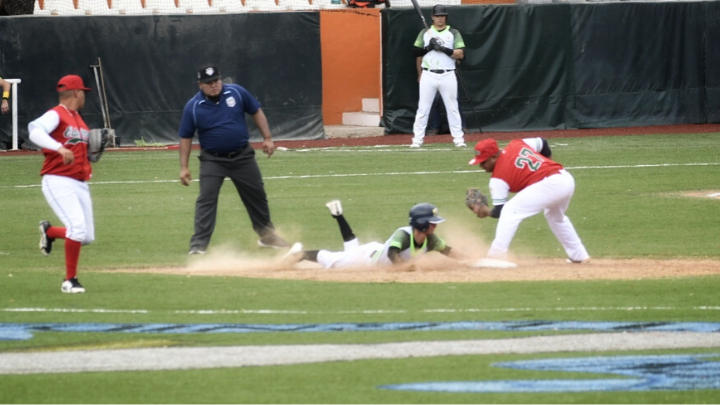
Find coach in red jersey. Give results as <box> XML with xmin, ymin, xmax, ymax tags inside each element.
<box><xmin>28</xmin><ymin>75</ymin><xmax>95</xmax><ymax>293</ymax></box>
<box><xmin>468</xmin><ymin>138</ymin><xmax>591</xmax><ymax>264</ymax></box>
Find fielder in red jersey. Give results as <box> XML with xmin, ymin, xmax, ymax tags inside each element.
<box><xmin>468</xmin><ymin>138</ymin><xmax>590</xmax><ymax>263</ymax></box>
<box><xmin>28</xmin><ymin>75</ymin><xmax>95</xmax><ymax>293</ymax></box>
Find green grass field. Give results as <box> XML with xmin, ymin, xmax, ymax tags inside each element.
<box><xmin>1</xmin><ymin>133</ymin><xmax>719</xmax><ymax>403</ymax></box>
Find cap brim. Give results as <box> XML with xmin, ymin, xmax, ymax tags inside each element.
<box><xmin>429</xmin><ymin>216</ymin><xmax>445</xmax><ymax>224</ymax></box>
<box><xmin>200</xmin><ymin>75</ymin><xmax>221</xmax><ymax>84</ymax></box>
<box><xmin>468</xmin><ymin>157</ymin><xmax>483</xmax><ymax>165</ymax></box>
<box><xmin>57</xmin><ymin>86</ymin><xmax>92</xmax><ymax>92</ymax></box>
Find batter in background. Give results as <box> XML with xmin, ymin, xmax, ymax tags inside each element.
<box><xmin>281</xmin><ymin>200</ymin><xmax>464</xmax><ymax>270</ymax></box>
<box><xmin>425</xmin><ymin>89</ymin><xmax>467</xmax><ymax>136</ymax></box>
<box><xmin>28</xmin><ymin>75</ymin><xmax>96</xmax><ymax>293</ymax></box>
<box><xmin>468</xmin><ymin>138</ymin><xmax>591</xmax><ymax>264</ymax></box>
<box><xmin>411</xmin><ymin>4</ymin><xmax>466</xmax><ymax>148</ymax></box>
<box><xmin>178</xmin><ymin>65</ymin><xmax>290</xmax><ymax>255</ymax></box>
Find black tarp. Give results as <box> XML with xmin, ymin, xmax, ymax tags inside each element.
<box><xmin>705</xmin><ymin>1</ymin><xmax>720</xmax><ymax>123</ymax></box>
<box><xmin>0</xmin><ymin>13</ymin><xmax>324</xmax><ymax>147</ymax></box>
<box><xmin>571</xmin><ymin>2</ymin><xmax>706</xmax><ymax>128</ymax></box>
<box><xmin>382</xmin><ymin>2</ymin><xmax>720</xmax><ymax>134</ymax></box>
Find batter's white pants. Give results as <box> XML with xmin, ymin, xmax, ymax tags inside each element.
<box><xmin>412</xmin><ymin>71</ymin><xmax>464</xmax><ymax>144</ymax></box>
<box><xmin>487</xmin><ymin>170</ymin><xmax>589</xmax><ymax>262</ymax></box>
<box><xmin>317</xmin><ymin>239</ymin><xmax>384</xmax><ymax>269</ymax></box>
<box><xmin>41</xmin><ymin>175</ymin><xmax>95</xmax><ymax>244</ymax></box>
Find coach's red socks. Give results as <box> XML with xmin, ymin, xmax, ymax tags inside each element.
<box><xmin>65</xmin><ymin>239</ymin><xmax>82</xmax><ymax>280</ymax></box>
<box><xmin>47</xmin><ymin>226</ymin><xmax>66</xmax><ymax>240</ymax></box>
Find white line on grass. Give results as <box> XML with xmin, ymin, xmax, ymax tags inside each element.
<box><xmin>4</xmin><ymin>306</ymin><xmax>720</xmax><ymax>315</ymax></box>
<box><xmin>4</xmin><ymin>162</ymin><xmax>719</xmax><ymax>189</ymax></box>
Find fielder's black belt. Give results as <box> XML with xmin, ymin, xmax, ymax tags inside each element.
<box><xmin>203</xmin><ymin>144</ymin><xmax>248</xmax><ymax>158</ymax></box>
<box><xmin>423</xmin><ymin>68</ymin><xmax>454</xmax><ymax>74</ymax></box>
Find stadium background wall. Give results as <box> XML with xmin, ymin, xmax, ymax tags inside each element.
<box><xmin>0</xmin><ymin>2</ymin><xmax>718</xmax><ymax>147</ymax></box>
<box><xmin>382</xmin><ymin>2</ymin><xmax>720</xmax><ymax>133</ymax></box>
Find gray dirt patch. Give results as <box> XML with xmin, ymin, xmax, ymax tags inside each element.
<box><xmin>1</xmin><ymin>332</ymin><xmax>719</xmax><ymax>375</ymax></box>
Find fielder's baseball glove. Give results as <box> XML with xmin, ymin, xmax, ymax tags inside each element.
<box><xmin>88</xmin><ymin>128</ymin><xmax>111</xmax><ymax>163</ymax></box>
<box><xmin>465</xmin><ymin>188</ymin><xmax>488</xmax><ymax>210</ymax></box>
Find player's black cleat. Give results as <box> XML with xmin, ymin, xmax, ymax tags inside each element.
<box><xmin>61</xmin><ymin>277</ymin><xmax>85</xmax><ymax>293</ymax></box>
<box><xmin>39</xmin><ymin>220</ymin><xmax>55</xmax><ymax>256</ymax></box>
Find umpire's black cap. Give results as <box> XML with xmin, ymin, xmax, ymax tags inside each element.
<box><xmin>432</xmin><ymin>4</ymin><xmax>448</xmax><ymax>16</ymax></box>
<box><xmin>197</xmin><ymin>65</ymin><xmax>221</xmax><ymax>83</ymax></box>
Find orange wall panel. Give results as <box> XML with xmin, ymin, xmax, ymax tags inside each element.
<box><xmin>320</xmin><ymin>9</ymin><xmax>381</xmax><ymax>125</ymax></box>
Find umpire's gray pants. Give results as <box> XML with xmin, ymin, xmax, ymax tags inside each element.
<box><xmin>190</xmin><ymin>146</ymin><xmax>275</xmax><ymax>250</ymax></box>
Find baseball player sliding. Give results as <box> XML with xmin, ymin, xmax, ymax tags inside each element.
<box><xmin>281</xmin><ymin>200</ymin><xmax>464</xmax><ymax>269</ymax></box>
<box><xmin>28</xmin><ymin>75</ymin><xmax>97</xmax><ymax>293</ymax></box>
<box><xmin>411</xmin><ymin>4</ymin><xmax>466</xmax><ymax>148</ymax></box>
<box><xmin>467</xmin><ymin>138</ymin><xmax>591</xmax><ymax>264</ymax></box>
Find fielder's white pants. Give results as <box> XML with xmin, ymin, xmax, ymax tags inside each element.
<box><xmin>487</xmin><ymin>170</ymin><xmax>589</xmax><ymax>262</ymax></box>
<box><xmin>41</xmin><ymin>174</ymin><xmax>95</xmax><ymax>244</ymax></box>
<box><xmin>317</xmin><ymin>239</ymin><xmax>384</xmax><ymax>269</ymax></box>
<box><xmin>412</xmin><ymin>70</ymin><xmax>464</xmax><ymax>144</ymax></box>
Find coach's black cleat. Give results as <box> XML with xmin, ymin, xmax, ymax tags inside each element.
<box><xmin>39</xmin><ymin>220</ymin><xmax>55</xmax><ymax>256</ymax></box>
<box><xmin>61</xmin><ymin>277</ymin><xmax>85</xmax><ymax>294</ymax></box>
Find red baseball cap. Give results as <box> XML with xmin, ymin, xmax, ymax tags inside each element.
<box><xmin>56</xmin><ymin>75</ymin><xmax>91</xmax><ymax>92</ymax></box>
<box><xmin>468</xmin><ymin>139</ymin><xmax>499</xmax><ymax>165</ymax></box>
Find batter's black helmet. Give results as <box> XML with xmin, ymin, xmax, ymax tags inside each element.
<box><xmin>409</xmin><ymin>203</ymin><xmax>445</xmax><ymax>231</ymax></box>
<box><xmin>432</xmin><ymin>4</ymin><xmax>448</xmax><ymax>16</ymax></box>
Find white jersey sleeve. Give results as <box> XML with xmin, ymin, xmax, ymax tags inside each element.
<box><xmin>489</xmin><ymin>177</ymin><xmax>510</xmax><ymax>206</ymax></box>
<box><xmin>28</xmin><ymin>110</ymin><xmax>62</xmax><ymax>151</ymax></box>
<box><xmin>521</xmin><ymin>137</ymin><xmax>544</xmax><ymax>153</ymax></box>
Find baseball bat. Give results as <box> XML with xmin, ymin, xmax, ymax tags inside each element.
<box><xmin>455</xmin><ymin>68</ymin><xmax>484</xmax><ymax>134</ymax></box>
<box><xmin>409</xmin><ymin>0</ymin><xmax>429</xmax><ymax>30</ymax></box>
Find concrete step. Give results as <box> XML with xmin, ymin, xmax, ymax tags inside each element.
<box><xmin>324</xmin><ymin>125</ymin><xmax>384</xmax><ymax>138</ymax></box>
<box><xmin>342</xmin><ymin>111</ymin><xmax>381</xmax><ymax>127</ymax></box>
<box><xmin>362</xmin><ymin>98</ymin><xmax>380</xmax><ymax>113</ymax></box>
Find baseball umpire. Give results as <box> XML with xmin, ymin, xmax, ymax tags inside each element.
<box><xmin>178</xmin><ymin>64</ymin><xmax>290</xmax><ymax>254</ymax></box>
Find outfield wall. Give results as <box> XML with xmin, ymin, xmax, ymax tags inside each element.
<box><xmin>383</xmin><ymin>2</ymin><xmax>720</xmax><ymax>133</ymax></box>
<box><xmin>0</xmin><ymin>12</ymin><xmax>326</xmax><ymax>146</ymax></box>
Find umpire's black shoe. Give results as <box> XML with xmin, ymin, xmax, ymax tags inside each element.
<box><xmin>39</xmin><ymin>220</ymin><xmax>55</xmax><ymax>256</ymax></box>
<box><xmin>257</xmin><ymin>233</ymin><xmax>291</xmax><ymax>249</ymax></box>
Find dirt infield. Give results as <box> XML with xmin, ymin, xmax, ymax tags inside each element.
<box><xmin>3</xmin><ymin>123</ymin><xmax>720</xmax><ymax>155</ymax></box>
<box><xmin>108</xmin><ymin>254</ymin><xmax>720</xmax><ymax>283</ymax></box>
<box><xmin>90</xmin><ymin>123</ymin><xmax>720</xmax><ymax>283</ymax></box>
<box><xmin>3</xmin><ymin>332</ymin><xmax>719</xmax><ymax>374</ymax></box>
<box><xmin>9</xmin><ymin>123</ymin><xmax>711</xmax><ymax>282</ymax></box>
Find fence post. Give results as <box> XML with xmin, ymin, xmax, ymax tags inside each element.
<box><xmin>5</xmin><ymin>78</ymin><xmax>21</xmax><ymax>151</ymax></box>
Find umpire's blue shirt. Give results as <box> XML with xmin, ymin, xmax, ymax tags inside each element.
<box><xmin>178</xmin><ymin>83</ymin><xmax>260</xmax><ymax>154</ymax></box>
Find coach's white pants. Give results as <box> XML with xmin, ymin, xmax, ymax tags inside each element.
<box><xmin>487</xmin><ymin>170</ymin><xmax>589</xmax><ymax>262</ymax></box>
<box><xmin>317</xmin><ymin>239</ymin><xmax>384</xmax><ymax>269</ymax></box>
<box><xmin>412</xmin><ymin>70</ymin><xmax>464</xmax><ymax>144</ymax></box>
<box><xmin>41</xmin><ymin>175</ymin><xmax>95</xmax><ymax>244</ymax></box>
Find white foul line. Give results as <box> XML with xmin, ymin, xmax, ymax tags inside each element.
<box><xmin>4</xmin><ymin>162</ymin><xmax>720</xmax><ymax>189</ymax></box>
<box><xmin>3</xmin><ymin>306</ymin><xmax>720</xmax><ymax>315</ymax></box>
